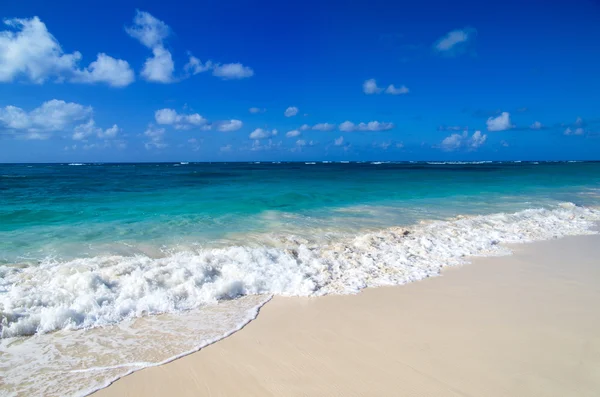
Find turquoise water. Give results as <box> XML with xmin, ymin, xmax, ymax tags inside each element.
<box><xmin>2</xmin><ymin>161</ymin><xmax>600</xmax><ymax>264</ymax></box>
<box><xmin>2</xmin><ymin>161</ymin><xmax>600</xmax><ymax>396</ymax></box>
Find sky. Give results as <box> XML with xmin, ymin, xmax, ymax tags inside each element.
<box><xmin>1</xmin><ymin>0</ymin><xmax>599</xmax><ymax>162</ymax></box>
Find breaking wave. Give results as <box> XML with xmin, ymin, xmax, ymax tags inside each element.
<box><xmin>2</xmin><ymin>203</ymin><xmax>599</xmax><ymax>338</ymax></box>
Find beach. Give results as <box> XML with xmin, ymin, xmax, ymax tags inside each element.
<box><xmin>94</xmin><ymin>233</ymin><xmax>600</xmax><ymax>397</ymax></box>
<box><xmin>2</xmin><ymin>162</ymin><xmax>600</xmax><ymax>396</ymax></box>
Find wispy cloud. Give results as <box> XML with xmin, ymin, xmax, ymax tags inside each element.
<box><xmin>249</xmin><ymin>128</ymin><xmax>278</xmax><ymax>139</ymax></box>
<box><xmin>339</xmin><ymin>121</ymin><xmax>394</xmax><ymax>132</ymax></box>
<box><xmin>433</xmin><ymin>27</ymin><xmax>477</xmax><ymax>56</ymax></box>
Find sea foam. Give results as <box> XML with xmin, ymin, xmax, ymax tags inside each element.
<box><xmin>2</xmin><ymin>203</ymin><xmax>598</xmax><ymax>339</ymax></box>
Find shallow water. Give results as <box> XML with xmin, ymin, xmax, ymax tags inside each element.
<box><xmin>1</xmin><ymin>161</ymin><xmax>600</xmax><ymax>395</ymax></box>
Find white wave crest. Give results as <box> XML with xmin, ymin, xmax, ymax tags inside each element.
<box><xmin>1</xmin><ymin>203</ymin><xmax>599</xmax><ymax>338</ymax></box>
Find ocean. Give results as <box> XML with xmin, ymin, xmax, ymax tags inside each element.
<box><xmin>2</xmin><ymin>161</ymin><xmax>600</xmax><ymax>396</ymax></box>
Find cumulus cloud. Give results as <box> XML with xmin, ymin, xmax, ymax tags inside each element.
<box><xmin>334</xmin><ymin>136</ymin><xmax>344</xmax><ymax>146</ymax></box>
<box><xmin>299</xmin><ymin>124</ymin><xmax>311</xmax><ymax>131</ymax></box>
<box><xmin>125</xmin><ymin>11</ymin><xmax>253</xmax><ymax>83</ymax></box>
<box><xmin>486</xmin><ymin>112</ymin><xmax>512</xmax><ymax>131</ymax></box>
<box><xmin>212</xmin><ymin>63</ymin><xmax>254</xmax><ymax>80</ymax></box>
<box><xmin>363</xmin><ymin>78</ymin><xmax>382</xmax><ymax>94</ymax></box>
<box><xmin>249</xmin><ymin>107</ymin><xmax>265</xmax><ymax>114</ymax></box>
<box><xmin>296</xmin><ymin>139</ymin><xmax>315</xmax><ymax>147</ymax></box>
<box><xmin>286</xmin><ymin>129</ymin><xmax>301</xmax><ymax>138</ymax></box>
<box><xmin>220</xmin><ymin>144</ymin><xmax>232</xmax><ymax>152</ymax></box>
<box><xmin>530</xmin><ymin>121</ymin><xmax>543</xmax><ymax>130</ymax></box>
<box><xmin>440</xmin><ymin>130</ymin><xmax>487</xmax><ymax>151</ymax></box>
<box><xmin>385</xmin><ymin>84</ymin><xmax>409</xmax><ymax>95</ymax></box>
<box><xmin>284</xmin><ymin>106</ymin><xmax>299</xmax><ymax>117</ymax></box>
<box><xmin>0</xmin><ymin>99</ymin><xmax>93</xmax><ymax>139</ymax></box>
<box><xmin>126</xmin><ymin>10</ymin><xmax>175</xmax><ymax>83</ymax></box>
<box><xmin>312</xmin><ymin>123</ymin><xmax>336</xmax><ymax>131</ymax></box>
<box><xmin>433</xmin><ymin>27</ymin><xmax>477</xmax><ymax>55</ymax></box>
<box><xmin>338</xmin><ymin>121</ymin><xmax>394</xmax><ymax>132</ymax></box>
<box><xmin>217</xmin><ymin>119</ymin><xmax>243</xmax><ymax>132</ymax></box>
<box><xmin>0</xmin><ymin>16</ymin><xmax>134</xmax><ymax>86</ymax></box>
<box><xmin>249</xmin><ymin>128</ymin><xmax>278</xmax><ymax>139</ymax></box>
<box><xmin>154</xmin><ymin>108</ymin><xmax>208</xmax><ymax>129</ymax></box>
<box><xmin>72</xmin><ymin>53</ymin><xmax>135</xmax><ymax>87</ymax></box>
<box><xmin>141</xmin><ymin>46</ymin><xmax>175</xmax><ymax>83</ymax></box>
<box><xmin>72</xmin><ymin>119</ymin><xmax>120</xmax><ymax>141</ymax></box>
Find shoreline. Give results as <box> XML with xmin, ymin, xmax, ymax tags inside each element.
<box><xmin>93</xmin><ymin>233</ymin><xmax>600</xmax><ymax>397</ymax></box>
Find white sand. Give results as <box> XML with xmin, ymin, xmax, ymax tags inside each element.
<box><xmin>94</xmin><ymin>234</ymin><xmax>600</xmax><ymax>397</ymax></box>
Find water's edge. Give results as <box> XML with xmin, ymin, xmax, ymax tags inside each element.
<box><xmin>82</xmin><ymin>217</ymin><xmax>600</xmax><ymax>396</ymax></box>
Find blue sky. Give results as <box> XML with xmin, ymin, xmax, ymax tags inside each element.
<box><xmin>1</xmin><ymin>0</ymin><xmax>599</xmax><ymax>162</ymax></box>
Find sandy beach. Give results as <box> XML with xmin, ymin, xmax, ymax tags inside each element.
<box><xmin>93</xmin><ymin>233</ymin><xmax>600</xmax><ymax>397</ymax></box>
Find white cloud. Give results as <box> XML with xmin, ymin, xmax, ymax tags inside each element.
<box><xmin>299</xmin><ymin>124</ymin><xmax>311</xmax><ymax>131</ymax></box>
<box><xmin>564</xmin><ymin>127</ymin><xmax>584</xmax><ymax>136</ymax></box>
<box><xmin>249</xmin><ymin>107</ymin><xmax>265</xmax><ymax>114</ymax></box>
<box><xmin>530</xmin><ymin>121</ymin><xmax>543</xmax><ymax>130</ymax></box>
<box><xmin>334</xmin><ymin>136</ymin><xmax>344</xmax><ymax>146</ymax></box>
<box><xmin>184</xmin><ymin>55</ymin><xmax>213</xmax><ymax>75</ymax></box>
<box><xmin>284</xmin><ymin>106</ymin><xmax>299</xmax><ymax>117</ymax></box>
<box><xmin>217</xmin><ymin>119</ymin><xmax>243</xmax><ymax>132</ymax></box>
<box><xmin>338</xmin><ymin>121</ymin><xmax>394</xmax><ymax>132</ymax></box>
<box><xmin>249</xmin><ymin>128</ymin><xmax>278</xmax><ymax>139</ymax></box>
<box><xmin>0</xmin><ymin>17</ymin><xmax>133</xmax><ymax>86</ymax></box>
<box><xmin>486</xmin><ymin>112</ymin><xmax>512</xmax><ymax>131</ymax></box>
<box><xmin>125</xmin><ymin>10</ymin><xmax>170</xmax><ymax>49</ymax></box>
<box><xmin>363</xmin><ymin>78</ymin><xmax>381</xmax><ymax>94</ymax></box>
<box><xmin>312</xmin><ymin>123</ymin><xmax>336</xmax><ymax>131</ymax></box>
<box><xmin>126</xmin><ymin>11</ymin><xmax>176</xmax><ymax>83</ymax></box>
<box><xmin>574</xmin><ymin>117</ymin><xmax>583</xmax><ymax>126</ymax></box>
<box><xmin>434</xmin><ymin>28</ymin><xmax>476</xmax><ymax>54</ymax></box>
<box><xmin>125</xmin><ymin>11</ymin><xmax>252</xmax><ymax>83</ymax></box>
<box><xmin>144</xmin><ymin>125</ymin><xmax>167</xmax><ymax>149</ymax></box>
<box><xmin>72</xmin><ymin>53</ymin><xmax>135</xmax><ymax>87</ymax></box>
<box><xmin>220</xmin><ymin>144</ymin><xmax>232</xmax><ymax>152</ymax></box>
<box><xmin>396</xmin><ymin>142</ymin><xmax>404</xmax><ymax>148</ymax></box>
<box><xmin>154</xmin><ymin>108</ymin><xmax>208</xmax><ymax>129</ymax></box>
<box><xmin>72</xmin><ymin>120</ymin><xmax>121</xmax><ymax>141</ymax></box>
<box><xmin>286</xmin><ymin>129</ymin><xmax>301</xmax><ymax>138</ymax></box>
<box><xmin>140</xmin><ymin>46</ymin><xmax>175</xmax><ymax>83</ymax></box>
<box><xmin>0</xmin><ymin>100</ymin><xmax>93</xmax><ymax>140</ymax></box>
<box><xmin>100</xmin><ymin>124</ymin><xmax>119</xmax><ymax>138</ymax></box>
<box><xmin>212</xmin><ymin>63</ymin><xmax>254</xmax><ymax>80</ymax></box>
<box><xmin>385</xmin><ymin>84</ymin><xmax>409</xmax><ymax>95</ymax></box>
<box><xmin>469</xmin><ymin>130</ymin><xmax>487</xmax><ymax>148</ymax></box>
<box><xmin>440</xmin><ymin>130</ymin><xmax>487</xmax><ymax>151</ymax></box>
